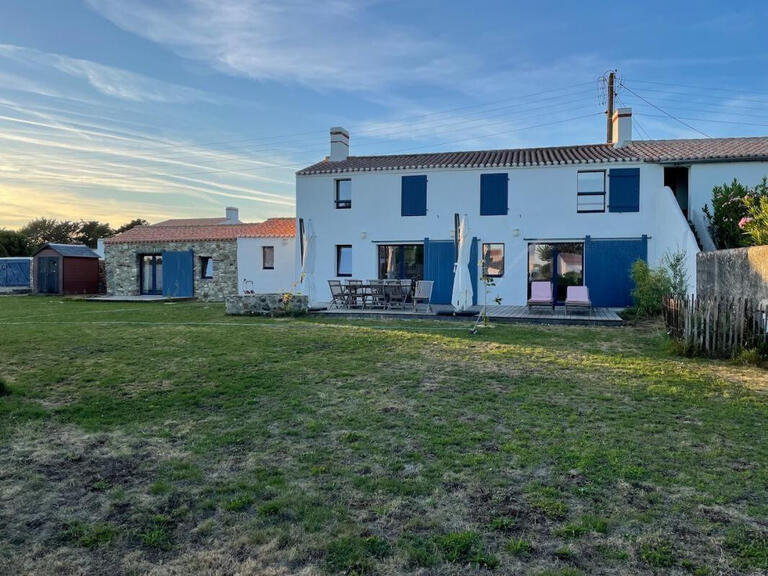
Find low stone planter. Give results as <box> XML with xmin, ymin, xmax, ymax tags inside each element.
<box><xmin>225</xmin><ymin>294</ymin><xmax>308</xmax><ymax>316</ymax></box>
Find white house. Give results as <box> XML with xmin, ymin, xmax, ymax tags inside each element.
<box><xmin>295</xmin><ymin>111</ymin><xmax>768</xmax><ymax>308</ymax></box>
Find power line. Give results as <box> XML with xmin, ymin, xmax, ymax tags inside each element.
<box><xmin>626</xmin><ymin>78</ymin><xmax>768</xmax><ymax>102</ymax></box>
<box><xmin>619</xmin><ymin>82</ymin><xmax>711</xmax><ymax>138</ymax></box>
<box><xmin>616</xmin><ymin>94</ymin><xmax>651</xmax><ymax>139</ymax></box>
<box><xmin>633</xmin><ymin>112</ymin><xmax>768</xmax><ymax>129</ymax></box>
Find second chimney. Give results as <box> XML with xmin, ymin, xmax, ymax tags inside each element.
<box><xmin>225</xmin><ymin>206</ymin><xmax>240</xmax><ymax>223</ymax></box>
<box><xmin>330</xmin><ymin>127</ymin><xmax>349</xmax><ymax>161</ymax></box>
<box><xmin>611</xmin><ymin>108</ymin><xmax>632</xmax><ymax>148</ymax></box>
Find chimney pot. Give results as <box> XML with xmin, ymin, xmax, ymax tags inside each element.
<box><xmin>611</xmin><ymin>108</ymin><xmax>632</xmax><ymax>148</ymax></box>
<box><xmin>330</xmin><ymin>127</ymin><xmax>349</xmax><ymax>161</ymax></box>
<box><xmin>225</xmin><ymin>207</ymin><xmax>240</xmax><ymax>223</ymax></box>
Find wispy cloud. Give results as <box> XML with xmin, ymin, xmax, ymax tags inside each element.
<box><xmin>0</xmin><ymin>44</ymin><xmax>213</xmax><ymax>103</ymax></box>
<box><xmin>85</xmin><ymin>0</ymin><xmax>475</xmax><ymax>92</ymax></box>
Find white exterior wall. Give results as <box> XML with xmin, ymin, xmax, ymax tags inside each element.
<box><xmin>688</xmin><ymin>161</ymin><xmax>768</xmax><ymax>251</ymax></box>
<box><xmin>649</xmin><ymin>187</ymin><xmax>701</xmax><ymax>295</ymax></box>
<box><xmin>297</xmin><ymin>161</ymin><xmax>698</xmax><ymax>306</ymax></box>
<box><xmin>237</xmin><ymin>237</ymin><xmax>296</xmax><ymax>295</ymax></box>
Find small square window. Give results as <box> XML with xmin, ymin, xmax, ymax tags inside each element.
<box><xmin>335</xmin><ymin>179</ymin><xmax>351</xmax><ymax>209</ymax></box>
<box><xmin>482</xmin><ymin>243</ymin><xmax>504</xmax><ymax>277</ymax></box>
<box><xmin>336</xmin><ymin>245</ymin><xmax>352</xmax><ymax>277</ymax></box>
<box><xmin>262</xmin><ymin>246</ymin><xmax>274</xmax><ymax>269</ymax></box>
<box><xmin>577</xmin><ymin>170</ymin><xmax>606</xmax><ymax>213</ymax></box>
<box><xmin>200</xmin><ymin>256</ymin><xmax>214</xmax><ymax>279</ymax></box>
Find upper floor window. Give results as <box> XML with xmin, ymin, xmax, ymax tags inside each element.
<box><xmin>577</xmin><ymin>170</ymin><xmax>606</xmax><ymax>213</ymax></box>
<box><xmin>335</xmin><ymin>179</ymin><xmax>351</xmax><ymax>209</ymax></box>
<box><xmin>336</xmin><ymin>245</ymin><xmax>352</xmax><ymax>276</ymax></box>
<box><xmin>482</xmin><ymin>243</ymin><xmax>505</xmax><ymax>277</ymax></box>
<box><xmin>200</xmin><ymin>256</ymin><xmax>214</xmax><ymax>279</ymax></box>
<box><xmin>401</xmin><ymin>175</ymin><xmax>427</xmax><ymax>216</ymax></box>
<box><xmin>480</xmin><ymin>173</ymin><xmax>508</xmax><ymax>216</ymax></box>
<box><xmin>262</xmin><ymin>246</ymin><xmax>274</xmax><ymax>269</ymax></box>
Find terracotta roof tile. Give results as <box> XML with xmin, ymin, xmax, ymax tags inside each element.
<box><xmin>154</xmin><ymin>217</ymin><xmax>229</xmax><ymax>226</ymax></box>
<box><xmin>297</xmin><ymin>137</ymin><xmax>768</xmax><ymax>175</ymax></box>
<box><xmin>105</xmin><ymin>218</ymin><xmax>295</xmax><ymax>244</ymax></box>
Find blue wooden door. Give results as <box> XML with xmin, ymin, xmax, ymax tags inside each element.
<box><xmin>424</xmin><ymin>240</ymin><xmax>453</xmax><ymax>305</ymax></box>
<box><xmin>37</xmin><ymin>257</ymin><xmax>58</xmax><ymax>293</ymax></box>
<box><xmin>162</xmin><ymin>250</ymin><xmax>194</xmax><ymax>297</ymax></box>
<box><xmin>584</xmin><ymin>236</ymin><xmax>647</xmax><ymax>307</ymax></box>
<box><xmin>424</xmin><ymin>239</ymin><xmax>478</xmax><ymax>305</ymax></box>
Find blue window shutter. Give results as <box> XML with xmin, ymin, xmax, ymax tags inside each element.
<box><xmin>402</xmin><ymin>175</ymin><xmax>427</xmax><ymax>216</ymax></box>
<box><xmin>480</xmin><ymin>173</ymin><xmax>508</xmax><ymax>215</ymax></box>
<box><xmin>609</xmin><ymin>168</ymin><xmax>640</xmax><ymax>212</ymax></box>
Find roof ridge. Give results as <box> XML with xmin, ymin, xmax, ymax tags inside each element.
<box><xmin>298</xmin><ymin>135</ymin><xmax>768</xmax><ymax>175</ymax></box>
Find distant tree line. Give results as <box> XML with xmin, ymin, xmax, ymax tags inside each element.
<box><xmin>0</xmin><ymin>218</ymin><xmax>148</xmax><ymax>257</ymax></box>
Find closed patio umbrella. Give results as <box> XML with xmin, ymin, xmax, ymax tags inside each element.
<box><xmin>298</xmin><ymin>219</ymin><xmax>316</xmax><ymax>305</ymax></box>
<box><xmin>451</xmin><ymin>214</ymin><xmax>473</xmax><ymax>312</ymax></box>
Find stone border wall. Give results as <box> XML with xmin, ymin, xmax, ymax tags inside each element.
<box><xmin>697</xmin><ymin>246</ymin><xmax>768</xmax><ymax>303</ymax></box>
<box><xmin>105</xmin><ymin>240</ymin><xmax>238</xmax><ymax>301</ymax></box>
<box><xmin>225</xmin><ymin>294</ymin><xmax>308</xmax><ymax>316</ymax></box>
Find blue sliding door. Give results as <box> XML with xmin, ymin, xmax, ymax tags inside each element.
<box><xmin>162</xmin><ymin>250</ymin><xmax>194</xmax><ymax>297</ymax></box>
<box><xmin>424</xmin><ymin>238</ymin><xmax>478</xmax><ymax>305</ymax></box>
<box><xmin>584</xmin><ymin>236</ymin><xmax>647</xmax><ymax>307</ymax></box>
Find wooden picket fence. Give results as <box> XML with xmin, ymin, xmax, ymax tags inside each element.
<box><xmin>663</xmin><ymin>296</ymin><xmax>768</xmax><ymax>357</ymax></box>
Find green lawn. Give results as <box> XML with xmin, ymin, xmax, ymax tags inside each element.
<box><xmin>0</xmin><ymin>296</ymin><xmax>766</xmax><ymax>575</ymax></box>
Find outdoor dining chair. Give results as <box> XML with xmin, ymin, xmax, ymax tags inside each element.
<box><xmin>413</xmin><ymin>280</ymin><xmax>434</xmax><ymax>312</ymax></box>
<box><xmin>328</xmin><ymin>280</ymin><xmax>348</xmax><ymax>309</ymax></box>
<box><xmin>345</xmin><ymin>280</ymin><xmax>366</xmax><ymax>308</ymax></box>
<box><xmin>384</xmin><ymin>281</ymin><xmax>407</xmax><ymax>309</ymax></box>
<box><xmin>367</xmin><ymin>281</ymin><xmax>387</xmax><ymax>309</ymax></box>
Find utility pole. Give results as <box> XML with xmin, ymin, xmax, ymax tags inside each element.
<box><xmin>606</xmin><ymin>71</ymin><xmax>616</xmax><ymax>143</ymax></box>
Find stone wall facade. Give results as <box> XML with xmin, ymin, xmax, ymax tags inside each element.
<box><xmin>697</xmin><ymin>245</ymin><xmax>768</xmax><ymax>303</ymax></box>
<box><xmin>105</xmin><ymin>240</ymin><xmax>238</xmax><ymax>301</ymax></box>
<box><xmin>225</xmin><ymin>294</ymin><xmax>308</xmax><ymax>316</ymax></box>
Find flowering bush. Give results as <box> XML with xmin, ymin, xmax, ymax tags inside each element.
<box><xmin>703</xmin><ymin>178</ymin><xmax>768</xmax><ymax>248</ymax></box>
<box><xmin>741</xmin><ymin>194</ymin><xmax>768</xmax><ymax>245</ymax></box>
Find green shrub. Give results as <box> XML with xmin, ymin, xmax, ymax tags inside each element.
<box><xmin>630</xmin><ymin>259</ymin><xmax>671</xmax><ymax>318</ymax></box>
<box><xmin>0</xmin><ymin>377</ymin><xmax>10</xmax><ymax>396</ymax></box>
<box><xmin>734</xmin><ymin>348</ymin><xmax>763</xmax><ymax>366</ymax></box>
<box><xmin>703</xmin><ymin>177</ymin><xmax>768</xmax><ymax>248</ymax></box>
<box><xmin>663</xmin><ymin>250</ymin><xmax>689</xmax><ymax>298</ymax></box>
<box><xmin>742</xmin><ymin>193</ymin><xmax>768</xmax><ymax>246</ymax></box>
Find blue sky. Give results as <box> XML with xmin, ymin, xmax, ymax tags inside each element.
<box><xmin>1</xmin><ymin>0</ymin><xmax>768</xmax><ymax>228</ymax></box>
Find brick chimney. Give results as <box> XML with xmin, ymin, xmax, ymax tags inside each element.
<box><xmin>330</xmin><ymin>127</ymin><xmax>349</xmax><ymax>161</ymax></box>
<box><xmin>611</xmin><ymin>108</ymin><xmax>632</xmax><ymax>148</ymax></box>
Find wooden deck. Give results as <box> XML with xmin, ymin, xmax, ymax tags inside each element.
<box><xmin>316</xmin><ymin>304</ymin><xmax>623</xmax><ymax>326</ymax></box>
